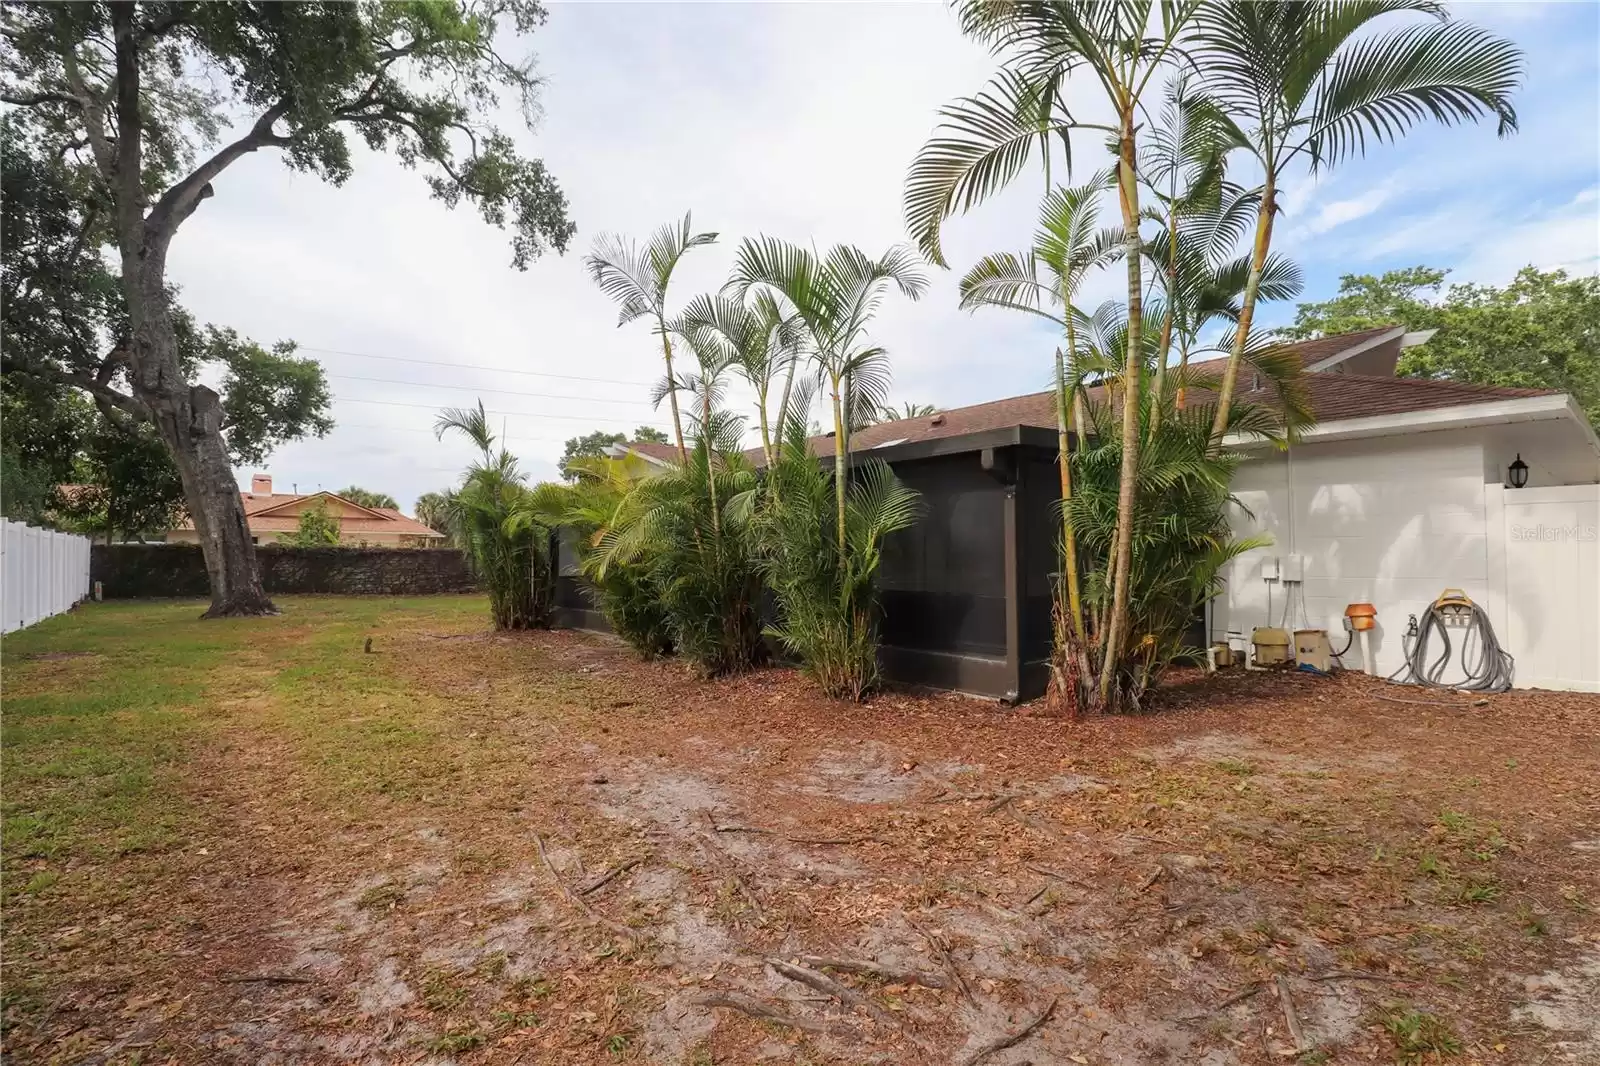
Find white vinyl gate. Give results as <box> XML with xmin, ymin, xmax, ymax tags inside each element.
<box><xmin>1485</xmin><ymin>483</ymin><xmax>1600</xmax><ymax>693</ymax></box>
<box><xmin>1</xmin><ymin>520</ymin><xmax>92</xmax><ymax>634</ymax></box>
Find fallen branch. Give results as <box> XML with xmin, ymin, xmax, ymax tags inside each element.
<box><xmin>709</xmin><ymin>822</ymin><xmax>873</xmax><ymax>847</ymax></box>
<box><xmin>1136</xmin><ymin>865</ymin><xmax>1164</xmax><ymax>893</ymax></box>
<box><xmin>1274</xmin><ymin>976</ymin><xmax>1307</xmax><ymax>1055</ymax></box>
<box><xmin>1023</xmin><ymin>862</ymin><xmax>1091</xmax><ymax>888</ymax></box>
<box><xmin>1006</xmin><ymin>805</ymin><xmax>1066</xmax><ymax>841</ymax></box>
<box><xmin>220</xmin><ymin>973</ymin><xmax>316</xmax><ymax>985</ymax></box>
<box><xmin>793</xmin><ymin>955</ymin><xmax>950</xmax><ymax>990</ymax></box>
<box><xmin>580</xmin><ymin>855</ymin><xmax>647</xmax><ymax>896</ymax></box>
<box><xmin>961</xmin><ymin>996</ymin><xmax>1059</xmax><ymax>1065</ymax></box>
<box><xmin>928</xmin><ymin>791</ymin><xmax>1016</xmax><ymax>805</ymax></box>
<box><xmin>768</xmin><ymin>958</ymin><xmax>897</xmax><ymax>1025</ymax></box>
<box><xmin>698</xmin><ymin>992</ymin><xmax>829</xmax><ymax>1033</ymax></box>
<box><xmin>534</xmin><ymin>833</ymin><xmax>634</xmax><ymax>939</ymax></box>
<box><xmin>1307</xmin><ymin>970</ymin><xmax>1403</xmax><ymax>984</ymax></box>
<box><xmin>1213</xmin><ymin>983</ymin><xmax>1262</xmax><ymax>1010</ymax></box>
<box><xmin>696</xmin><ymin>832</ymin><xmax>764</xmax><ymax>922</ymax></box>
<box><xmin>910</xmin><ymin>920</ymin><xmax>972</xmax><ymax>1003</ymax></box>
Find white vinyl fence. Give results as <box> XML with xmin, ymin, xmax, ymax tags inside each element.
<box><xmin>2</xmin><ymin>520</ymin><xmax>92</xmax><ymax>635</ymax></box>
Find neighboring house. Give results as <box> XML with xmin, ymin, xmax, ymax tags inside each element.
<box><xmin>601</xmin><ymin>326</ymin><xmax>1600</xmax><ymax>693</ymax></box>
<box><xmin>166</xmin><ymin>475</ymin><xmax>445</xmax><ymax>548</ymax></box>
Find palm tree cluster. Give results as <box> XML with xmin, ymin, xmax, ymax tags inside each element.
<box><xmin>910</xmin><ymin>0</ymin><xmax>1522</xmax><ymax>711</ymax></box>
<box><xmin>536</xmin><ymin>217</ymin><xmax>926</xmax><ymax>697</ymax></box>
<box><xmin>434</xmin><ymin>402</ymin><xmax>553</xmax><ymax>630</ymax></box>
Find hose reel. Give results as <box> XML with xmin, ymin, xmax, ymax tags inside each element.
<box><xmin>1389</xmin><ymin>588</ymin><xmax>1514</xmax><ymax>693</ymax></box>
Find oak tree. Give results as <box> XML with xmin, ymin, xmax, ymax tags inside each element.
<box><xmin>1</xmin><ymin>1</ymin><xmax>573</xmax><ymax>615</ymax></box>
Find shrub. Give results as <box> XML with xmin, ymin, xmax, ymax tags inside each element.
<box><xmin>1066</xmin><ymin>399</ymin><xmax>1270</xmax><ymax>707</ymax></box>
<box><xmin>435</xmin><ymin>402</ymin><xmax>552</xmax><ymax>630</ymax></box>
<box><xmin>596</xmin><ymin>418</ymin><xmax>764</xmax><ymax>677</ymax></box>
<box><xmin>756</xmin><ymin>418</ymin><xmax>919</xmax><ymax>700</ymax></box>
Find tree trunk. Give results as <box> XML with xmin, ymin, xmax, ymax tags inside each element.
<box><xmin>773</xmin><ymin>355</ymin><xmax>799</xmax><ymax>466</ymax></box>
<box><xmin>1097</xmin><ymin>113</ymin><xmax>1145</xmax><ymax>706</ymax></box>
<box><xmin>661</xmin><ymin>326</ymin><xmax>689</xmax><ymax>464</ymax></box>
<box><xmin>702</xmin><ymin>380</ymin><xmax>721</xmax><ymax>538</ymax></box>
<box><xmin>756</xmin><ymin>384</ymin><xmax>774</xmax><ymax>470</ymax></box>
<box><xmin>125</xmin><ymin>264</ymin><xmax>275</xmax><ymax>617</ymax></box>
<box><xmin>1054</xmin><ymin>346</ymin><xmax>1083</xmax><ymax>640</ymax></box>
<box><xmin>830</xmin><ymin>374</ymin><xmax>847</xmax><ymax>561</ymax></box>
<box><xmin>1208</xmin><ymin>174</ymin><xmax>1277</xmax><ymax>451</ymax></box>
<box><xmin>1149</xmin><ymin>206</ymin><xmax>1179</xmax><ymax>434</ymax></box>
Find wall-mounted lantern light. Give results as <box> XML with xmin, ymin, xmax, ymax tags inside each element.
<box><xmin>1508</xmin><ymin>454</ymin><xmax>1529</xmax><ymax>489</ymax></box>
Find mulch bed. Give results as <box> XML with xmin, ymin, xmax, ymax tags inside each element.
<box><xmin>6</xmin><ymin>624</ymin><xmax>1598</xmax><ymax>1065</ymax></box>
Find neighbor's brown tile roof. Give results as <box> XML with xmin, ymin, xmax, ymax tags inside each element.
<box><xmin>624</xmin><ymin>441</ymin><xmax>682</xmax><ymax>464</ymax></box>
<box><xmin>176</xmin><ymin>493</ymin><xmax>443</xmax><ymax>537</ymax></box>
<box><xmin>615</xmin><ymin>328</ymin><xmax>1561</xmax><ymax>466</ymax></box>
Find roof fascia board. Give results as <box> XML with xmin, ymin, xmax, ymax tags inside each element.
<box><xmin>1304</xmin><ymin>326</ymin><xmax>1406</xmax><ymax>373</ymax></box>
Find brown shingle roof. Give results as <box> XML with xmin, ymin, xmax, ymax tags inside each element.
<box><xmin>622</xmin><ymin>441</ymin><xmax>682</xmax><ymax>464</ymax></box>
<box><xmin>613</xmin><ymin>329</ymin><xmax>1561</xmax><ymax>466</ymax></box>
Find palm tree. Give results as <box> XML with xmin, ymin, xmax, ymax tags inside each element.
<box><xmin>593</xmin><ymin>412</ymin><xmax>766</xmax><ymax>677</ymax></box>
<box><xmin>908</xmin><ymin>0</ymin><xmax>1203</xmax><ymax>705</ymax></box>
<box><xmin>872</xmin><ymin>401</ymin><xmax>940</xmax><ymax>424</ymax></box>
<box><xmin>728</xmin><ymin>239</ymin><xmax>927</xmax><ymax>555</ymax></box>
<box><xmin>530</xmin><ymin>452</ymin><xmax>674</xmax><ymax>658</ymax></box>
<box><xmin>755</xmin><ymin>413</ymin><xmax>922</xmax><ymax>700</ymax></box>
<box><xmin>676</xmin><ymin>291</ymin><xmax>806</xmax><ymax>468</ymax></box>
<box><xmin>434</xmin><ymin>401</ymin><xmax>549</xmax><ymax>629</ymax></box>
<box><xmin>585</xmin><ymin>213</ymin><xmax>718</xmax><ymax>462</ymax></box>
<box><xmin>1195</xmin><ymin>0</ymin><xmax>1523</xmax><ymax>448</ymax></box>
<box><xmin>413</xmin><ymin>490</ymin><xmax>457</xmax><ymax>541</ymax></box>
<box><xmin>958</xmin><ymin>173</ymin><xmax>1119</xmax><ymax>648</ymax></box>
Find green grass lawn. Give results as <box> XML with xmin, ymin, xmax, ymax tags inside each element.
<box><xmin>2</xmin><ymin>596</ymin><xmax>488</xmax><ymax>872</ymax></box>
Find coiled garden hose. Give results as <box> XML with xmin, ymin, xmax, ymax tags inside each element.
<box><xmin>1388</xmin><ymin>601</ymin><xmax>1515</xmax><ymax>693</ymax></box>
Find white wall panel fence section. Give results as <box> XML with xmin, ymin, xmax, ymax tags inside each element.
<box><xmin>1</xmin><ymin>520</ymin><xmax>92</xmax><ymax>634</ymax></box>
<box><xmin>1217</xmin><ymin>429</ymin><xmax>1600</xmax><ymax>693</ymax></box>
<box><xmin>1485</xmin><ymin>484</ymin><xmax>1600</xmax><ymax>692</ymax></box>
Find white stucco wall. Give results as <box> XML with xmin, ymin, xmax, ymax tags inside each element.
<box><xmin>1214</xmin><ymin>423</ymin><xmax>1600</xmax><ymax>690</ymax></box>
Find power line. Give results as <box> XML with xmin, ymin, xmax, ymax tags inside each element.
<box><xmin>299</xmin><ymin>344</ymin><xmax>654</xmax><ymax>387</ymax></box>
<box><xmin>325</xmin><ymin>372</ymin><xmax>657</xmax><ymax>406</ymax></box>
<box><xmin>333</xmin><ymin>422</ymin><xmax>596</xmax><ymax>447</ymax></box>
<box><xmin>333</xmin><ymin>394</ymin><xmax>673</xmax><ymax>427</ymax></box>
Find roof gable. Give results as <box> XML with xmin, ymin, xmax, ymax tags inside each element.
<box><xmin>246</xmin><ymin>491</ymin><xmax>391</xmax><ymax>521</ymax></box>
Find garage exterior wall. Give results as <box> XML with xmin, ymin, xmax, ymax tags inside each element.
<box><xmin>1214</xmin><ymin>426</ymin><xmax>1600</xmax><ymax>691</ymax></box>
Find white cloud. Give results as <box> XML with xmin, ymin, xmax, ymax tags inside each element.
<box><xmin>1300</xmin><ymin>185</ymin><xmax>1394</xmax><ymax>237</ymax></box>
<box><xmin>155</xmin><ymin>3</ymin><xmax>1599</xmax><ymax>511</ymax></box>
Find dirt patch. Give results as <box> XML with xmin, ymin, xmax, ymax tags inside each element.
<box><xmin>5</xmin><ymin>607</ymin><xmax>1598</xmax><ymax>1066</ymax></box>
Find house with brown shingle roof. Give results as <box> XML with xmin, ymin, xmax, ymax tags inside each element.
<box><xmin>596</xmin><ymin>327</ymin><xmax>1599</xmax><ymax>693</ymax></box>
<box><xmin>166</xmin><ymin>475</ymin><xmax>445</xmax><ymax>548</ymax></box>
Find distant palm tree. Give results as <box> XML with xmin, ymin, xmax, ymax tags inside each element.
<box><xmin>1194</xmin><ymin>0</ymin><xmax>1523</xmax><ymax>447</ymax></box>
<box><xmin>873</xmin><ymin>401</ymin><xmax>939</xmax><ymax>424</ymax></box>
<box><xmin>585</xmin><ymin>213</ymin><xmax>718</xmax><ymax>462</ymax></box>
<box><xmin>729</xmin><ymin>239</ymin><xmax>927</xmax><ymax>556</ymax></box>
<box><xmin>413</xmin><ymin>490</ymin><xmax>456</xmax><ymax>540</ymax></box>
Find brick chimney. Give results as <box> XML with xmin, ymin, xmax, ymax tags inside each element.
<box><xmin>251</xmin><ymin>473</ymin><xmax>273</xmax><ymax>495</ymax></box>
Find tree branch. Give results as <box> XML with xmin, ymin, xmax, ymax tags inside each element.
<box><xmin>2</xmin><ymin>356</ymin><xmax>150</xmax><ymax>423</ymax></box>
<box><xmin>60</xmin><ymin>46</ymin><xmax>116</xmax><ymax>181</ymax></box>
<box><xmin>146</xmin><ymin>100</ymin><xmax>291</xmax><ymax>239</ymax></box>
<box><xmin>110</xmin><ymin>2</ymin><xmax>143</xmax><ymax>222</ymax></box>
<box><xmin>0</xmin><ymin>89</ymin><xmax>82</xmax><ymax>108</ymax></box>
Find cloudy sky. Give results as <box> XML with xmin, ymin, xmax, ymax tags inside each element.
<box><xmin>166</xmin><ymin>1</ymin><xmax>1600</xmax><ymax>511</ymax></box>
